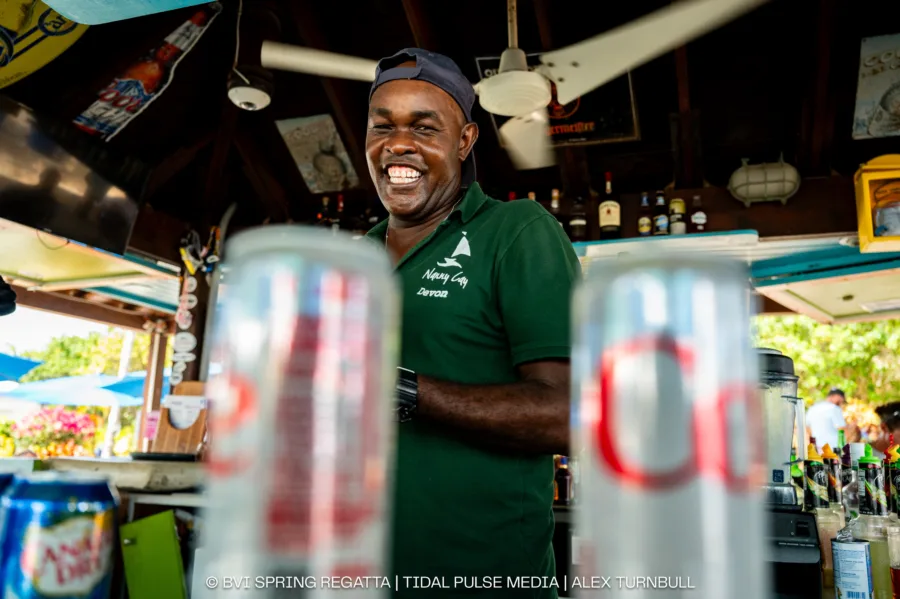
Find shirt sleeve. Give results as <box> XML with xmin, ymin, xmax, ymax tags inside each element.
<box><xmin>496</xmin><ymin>212</ymin><xmax>581</xmax><ymax>366</ymax></box>
<box><xmin>833</xmin><ymin>405</ymin><xmax>847</xmax><ymax>428</ymax></box>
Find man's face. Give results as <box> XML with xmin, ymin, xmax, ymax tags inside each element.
<box><xmin>366</xmin><ymin>73</ymin><xmax>477</xmax><ymax>220</ymax></box>
<box><xmin>828</xmin><ymin>393</ymin><xmax>845</xmax><ymax>407</ymax></box>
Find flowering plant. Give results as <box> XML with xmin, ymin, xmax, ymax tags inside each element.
<box><xmin>0</xmin><ymin>420</ymin><xmax>13</xmax><ymax>457</ymax></box>
<box><xmin>12</xmin><ymin>407</ymin><xmax>96</xmax><ymax>458</ymax></box>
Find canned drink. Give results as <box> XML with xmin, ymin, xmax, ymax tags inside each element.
<box><xmin>571</xmin><ymin>254</ymin><xmax>767</xmax><ymax>599</ymax></box>
<box><xmin>0</xmin><ymin>473</ymin><xmax>14</xmax><ymax>495</ymax></box>
<box><xmin>832</xmin><ymin>539</ymin><xmax>874</xmax><ymax>599</ymax></box>
<box><xmin>201</xmin><ymin>226</ymin><xmax>399</xmax><ymax>597</ymax></box>
<box><xmin>0</xmin><ymin>472</ymin><xmax>118</xmax><ymax>598</ymax></box>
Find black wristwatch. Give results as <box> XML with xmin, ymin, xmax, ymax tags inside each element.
<box><xmin>396</xmin><ymin>367</ymin><xmax>418</xmax><ymax>423</ymax></box>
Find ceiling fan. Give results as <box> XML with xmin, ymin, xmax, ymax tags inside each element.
<box><xmin>261</xmin><ymin>0</ymin><xmax>767</xmax><ymax>170</ymax></box>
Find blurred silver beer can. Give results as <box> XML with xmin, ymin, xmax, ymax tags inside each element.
<box><xmin>570</xmin><ymin>254</ymin><xmax>768</xmax><ymax>599</ymax></box>
<box><xmin>201</xmin><ymin>226</ymin><xmax>399</xmax><ymax>598</ymax></box>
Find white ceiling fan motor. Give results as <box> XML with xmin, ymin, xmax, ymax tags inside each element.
<box><xmin>477</xmin><ymin>47</ymin><xmax>550</xmax><ymax>118</ymax></box>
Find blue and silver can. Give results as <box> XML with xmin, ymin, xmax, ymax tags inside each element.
<box><xmin>0</xmin><ymin>472</ymin><xmax>119</xmax><ymax>598</ymax></box>
<box><xmin>0</xmin><ymin>473</ymin><xmax>15</xmax><ymax>496</ymax></box>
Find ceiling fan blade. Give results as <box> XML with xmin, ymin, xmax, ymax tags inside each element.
<box><xmin>540</xmin><ymin>0</ymin><xmax>767</xmax><ymax>106</ymax></box>
<box><xmin>261</xmin><ymin>42</ymin><xmax>378</xmax><ymax>82</ymax></box>
<box><xmin>499</xmin><ymin>110</ymin><xmax>555</xmax><ymax>170</ymax></box>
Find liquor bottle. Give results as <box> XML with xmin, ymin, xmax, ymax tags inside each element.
<box><xmin>508</xmin><ymin>191</ymin><xmax>517</xmax><ymax>202</ymax></box>
<box><xmin>637</xmin><ymin>192</ymin><xmax>652</xmax><ymax>237</ymax></box>
<box><xmin>652</xmin><ymin>191</ymin><xmax>669</xmax><ymax>235</ymax></box>
<box><xmin>689</xmin><ymin>195</ymin><xmax>707</xmax><ymax>233</ymax></box>
<box><xmin>549</xmin><ymin>190</ymin><xmax>564</xmax><ymax>226</ymax></box>
<box><xmin>332</xmin><ymin>195</ymin><xmax>344</xmax><ymax>233</ymax></box>
<box><xmin>555</xmin><ymin>456</ymin><xmax>574</xmax><ymax>506</ymax></box>
<box><xmin>669</xmin><ymin>197</ymin><xmax>686</xmax><ymax>235</ymax></box>
<box><xmin>316</xmin><ymin>196</ymin><xmax>331</xmax><ymax>227</ymax></box>
<box><xmin>527</xmin><ymin>191</ymin><xmax>537</xmax><ymax>201</ymax></box>
<box><xmin>598</xmin><ymin>172</ymin><xmax>621</xmax><ymax>240</ymax></box>
<box><xmin>568</xmin><ymin>197</ymin><xmax>588</xmax><ymax>242</ymax></box>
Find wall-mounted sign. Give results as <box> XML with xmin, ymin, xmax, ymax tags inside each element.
<box><xmin>0</xmin><ymin>1</ymin><xmax>88</xmax><ymax>89</ymax></box>
<box><xmin>171</xmin><ymin>275</ymin><xmax>199</xmax><ymax>386</ymax></box>
<box><xmin>276</xmin><ymin>114</ymin><xmax>360</xmax><ymax>193</ymax></box>
<box><xmin>853</xmin><ymin>33</ymin><xmax>900</xmax><ymax>140</ymax></box>
<box><xmin>73</xmin><ymin>3</ymin><xmax>221</xmax><ymax>141</ymax></box>
<box><xmin>474</xmin><ymin>54</ymin><xmax>640</xmax><ymax>148</ymax></box>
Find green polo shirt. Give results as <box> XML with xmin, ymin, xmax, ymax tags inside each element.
<box><xmin>367</xmin><ymin>183</ymin><xmax>580</xmax><ymax>598</ymax></box>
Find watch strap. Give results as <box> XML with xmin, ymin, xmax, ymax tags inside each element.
<box><xmin>396</xmin><ymin>367</ymin><xmax>418</xmax><ymax>423</ymax></box>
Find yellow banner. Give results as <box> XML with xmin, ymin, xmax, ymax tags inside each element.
<box><xmin>0</xmin><ymin>0</ymin><xmax>88</xmax><ymax>89</ymax></box>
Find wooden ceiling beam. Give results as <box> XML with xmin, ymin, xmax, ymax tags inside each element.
<box><xmin>201</xmin><ymin>103</ymin><xmax>240</xmax><ymax>229</ymax></box>
<box><xmin>533</xmin><ymin>0</ymin><xmax>554</xmax><ymax>51</ymax></box>
<box><xmin>760</xmin><ymin>296</ymin><xmax>793</xmax><ymax>315</ymax></box>
<box><xmin>144</xmin><ymin>131</ymin><xmax>216</xmax><ymax>199</ymax></box>
<box><xmin>234</xmin><ymin>124</ymin><xmax>291</xmax><ymax>221</ymax></box>
<box><xmin>11</xmin><ymin>285</ymin><xmax>165</xmax><ymax>331</ymax></box>
<box><xmin>283</xmin><ymin>0</ymin><xmax>375</xmax><ymax>194</ymax></box>
<box><xmin>799</xmin><ymin>0</ymin><xmax>837</xmax><ymax>175</ymax></box>
<box><xmin>128</xmin><ymin>206</ymin><xmax>188</xmax><ymax>265</ymax></box>
<box><xmin>401</xmin><ymin>0</ymin><xmax>438</xmax><ymax>51</ymax></box>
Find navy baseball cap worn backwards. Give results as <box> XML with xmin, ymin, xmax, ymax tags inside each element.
<box><xmin>369</xmin><ymin>48</ymin><xmax>477</xmax><ymax>184</ymax></box>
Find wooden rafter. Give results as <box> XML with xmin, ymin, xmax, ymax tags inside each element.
<box><xmin>11</xmin><ymin>285</ymin><xmax>171</xmax><ymax>331</ymax></box>
<box><xmin>283</xmin><ymin>0</ymin><xmax>374</xmax><ymax>194</ymax></box>
<box><xmin>401</xmin><ymin>0</ymin><xmax>438</xmax><ymax>50</ymax></box>
<box><xmin>799</xmin><ymin>0</ymin><xmax>837</xmax><ymax>174</ymax></box>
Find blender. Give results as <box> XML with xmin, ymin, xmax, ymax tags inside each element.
<box><xmin>758</xmin><ymin>348</ymin><xmax>822</xmax><ymax>599</ymax></box>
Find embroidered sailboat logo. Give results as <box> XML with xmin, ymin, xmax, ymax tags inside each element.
<box><xmin>437</xmin><ymin>232</ymin><xmax>470</xmax><ymax>268</ymax></box>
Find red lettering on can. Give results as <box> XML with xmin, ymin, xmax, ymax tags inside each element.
<box><xmin>594</xmin><ymin>334</ymin><xmax>761</xmax><ymax>492</ymax></box>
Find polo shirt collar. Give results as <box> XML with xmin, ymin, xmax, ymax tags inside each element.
<box><xmin>365</xmin><ymin>182</ymin><xmax>488</xmax><ymax>242</ymax></box>
<box><xmin>454</xmin><ymin>182</ymin><xmax>488</xmax><ymax>224</ymax></box>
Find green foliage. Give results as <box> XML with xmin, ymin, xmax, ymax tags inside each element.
<box><xmin>754</xmin><ymin>315</ymin><xmax>900</xmax><ymax>406</ymax></box>
<box><xmin>20</xmin><ymin>328</ymin><xmax>154</xmax><ymax>382</ymax></box>
<box><xmin>14</xmin><ymin>328</ymin><xmax>160</xmax><ymax>454</ymax></box>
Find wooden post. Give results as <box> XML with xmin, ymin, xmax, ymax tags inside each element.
<box><xmin>139</xmin><ymin>329</ymin><xmax>169</xmax><ymax>452</ymax></box>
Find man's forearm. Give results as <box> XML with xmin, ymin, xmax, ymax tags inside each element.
<box><xmin>416</xmin><ymin>375</ymin><xmax>569</xmax><ymax>455</ymax></box>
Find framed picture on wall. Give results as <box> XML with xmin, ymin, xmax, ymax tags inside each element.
<box><xmin>276</xmin><ymin>114</ymin><xmax>361</xmax><ymax>193</ymax></box>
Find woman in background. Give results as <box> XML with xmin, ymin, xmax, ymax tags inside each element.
<box><xmin>872</xmin><ymin>403</ymin><xmax>900</xmax><ymax>453</ymax></box>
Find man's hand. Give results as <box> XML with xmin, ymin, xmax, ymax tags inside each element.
<box><xmin>0</xmin><ymin>278</ymin><xmax>15</xmax><ymax>317</ymax></box>
<box><xmin>414</xmin><ymin>360</ymin><xmax>570</xmax><ymax>455</ymax></box>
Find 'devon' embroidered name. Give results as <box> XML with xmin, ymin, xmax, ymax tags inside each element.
<box><xmin>423</xmin><ymin>269</ymin><xmax>468</xmax><ymax>289</ymax></box>
<box><xmin>418</xmin><ymin>288</ymin><xmax>448</xmax><ymax>298</ymax></box>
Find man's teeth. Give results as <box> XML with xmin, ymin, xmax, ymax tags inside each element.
<box><xmin>387</xmin><ymin>166</ymin><xmax>422</xmax><ymax>184</ymax></box>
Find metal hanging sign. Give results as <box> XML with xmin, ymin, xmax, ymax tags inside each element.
<box><xmin>0</xmin><ymin>1</ymin><xmax>88</xmax><ymax>89</ymax></box>
<box><xmin>72</xmin><ymin>2</ymin><xmax>220</xmax><ymax>141</ymax></box>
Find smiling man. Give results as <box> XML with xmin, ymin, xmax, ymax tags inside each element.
<box><xmin>365</xmin><ymin>49</ymin><xmax>580</xmax><ymax>598</ymax></box>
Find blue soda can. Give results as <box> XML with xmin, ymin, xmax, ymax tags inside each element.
<box><xmin>0</xmin><ymin>472</ymin><xmax>119</xmax><ymax>598</ymax></box>
<box><xmin>0</xmin><ymin>473</ymin><xmax>15</xmax><ymax>495</ymax></box>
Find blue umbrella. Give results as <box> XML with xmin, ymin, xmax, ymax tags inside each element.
<box><xmin>0</xmin><ymin>375</ymin><xmax>143</xmax><ymax>407</ymax></box>
<box><xmin>100</xmin><ymin>370</ymin><xmax>170</xmax><ymax>398</ymax></box>
<box><xmin>0</xmin><ymin>353</ymin><xmax>41</xmax><ymax>382</ymax></box>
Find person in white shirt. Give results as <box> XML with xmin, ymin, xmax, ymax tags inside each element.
<box><xmin>806</xmin><ymin>388</ymin><xmax>846</xmax><ymax>451</ymax></box>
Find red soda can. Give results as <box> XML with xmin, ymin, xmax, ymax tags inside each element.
<box><xmin>570</xmin><ymin>254</ymin><xmax>768</xmax><ymax>599</ymax></box>
<box><xmin>200</xmin><ymin>226</ymin><xmax>399</xmax><ymax>596</ymax></box>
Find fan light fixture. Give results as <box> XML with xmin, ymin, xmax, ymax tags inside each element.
<box><xmin>476</xmin><ymin>48</ymin><xmax>551</xmax><ymax>117</ymax></box>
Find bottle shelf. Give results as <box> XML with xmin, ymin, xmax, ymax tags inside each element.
<box><xmin>573</xmin><ymin>230</ymin><xmax>758</xmax><ymax>270</ymax></box>
<box><xmin>572</xmin><ymin>231</ymin><xmax>858</xmax><ymax>274</ymax></box>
